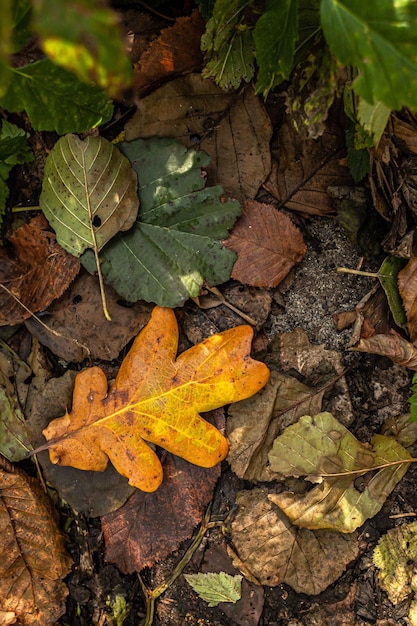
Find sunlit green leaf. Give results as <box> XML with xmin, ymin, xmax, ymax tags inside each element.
<box><xmin>184</xmin><ymin>572</ymin><xmax>242</xmax><ymax>607</ymax></box>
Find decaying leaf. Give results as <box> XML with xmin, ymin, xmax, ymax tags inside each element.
<box><xmin>184</xmin><ymin>572</ymin><xmax>242</xmax><ymax>607</ymax></box>
<box><xmin>125</xmin><ymin>74</ymin><xmax>272</xmax><ymax>201</ymax></box>
<box><xmin>41</xmin><ymin>306</ymin><xmax>269</xmax><ymax>492</ymax></box>
<box><xmin>40</xmin><ymin>134</ymin><xmax>139</xmax><ymax>256</ymax></box>
<box><xmin>268</xmin><ymin>412</ymin><xmax>411</xmax><ymax>532</ymax></box>
<box><xmin>0</xmin><ymin>456</ymin><xmax>72</xmax><ymax>625</ymax></box>
<box><xmin>231</xmin><ymin>488</ymin><xmax>359</xmax><ymax>595</ymax></box>
<box><xmin>133</xmin><ymin>9</ymin><xmax>204</xmax><ymax>97</ymax></box>
<box><xmin>0</xmin><ymin>388</ymin><xmax>32</xmax><ymax>462</ymax></box>
<box><xmin>264</xmin><ymin>105</ymin><xmax>353</xmax><ymax>216</ymax></box>
<box><xmin>399</xmin><ymin>256</ymin><xmax>417</xmax><ymax>343</ymax></box>
<box><xmin>0</xmin><ymin>214</ymin><xmax>80</xmax><ymax>325</ymax></box>
<box><xmin>25</xmin><ymin>272</ymin><xmax>153</xmax><ymax>362</ymax></box>
<box><xmin>223</xmin><ymin>201</ymin><xmax>306</xmax><ymax>288</ymax></box>
<box><xmin>103</xmin><ymin>411</ymin><xmax>224</xmax><ymax>572</ymax></box>
<box><xmin>373</xmin><ymin>521</ymin><xmax>417</xmax><ymax>605</ymax></box>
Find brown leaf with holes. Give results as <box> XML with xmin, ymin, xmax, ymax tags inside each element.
<box><xmin>223</xmin><ymin>201</ymin><xmax>306</xmax><ymax>287</ymax></box>
<box><xmin>0</xmin><ymin>456</ymin><xmax>72</xmax><ymax>625</ymax></box>
<box><xmin>134</xmin><ymin>10</ymin><xmax>204</xmax><ymax>97</ymax></box>
<box><xmin>0</xmin><ymin>214</ymin><xmax>80</xmax><ymax>325</ymax></box>
<box><xmin>264</xmin><ymin>105</ymin><xmax>353</xmax><ymax>216</ymax></box>
<box><xmin>102</xmin><ymin>410</ymin><xmax>224</xmax><ymax>573</ymax></box>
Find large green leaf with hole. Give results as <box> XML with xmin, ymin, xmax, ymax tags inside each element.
<box><xmin>0</xmin><ymin>59</ymin><xmax>114</xmax><ymax>134</ymax></box>
<box><xmin>320</xmin><ymin>0</ymin><xmax>417</xmax><ymax>110</ymax></box>
<box><xmin>40</xmin><ymin>134</ymin><xmax>139</xmax><ymax>256</ymax></box>
<box><xmin>82</xmin><ymin>137</ymin><xmax>241</xmax><ymax>307</ymax></box>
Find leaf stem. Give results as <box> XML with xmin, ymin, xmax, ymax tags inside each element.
<box><xmin>138</xmin><ymin>504</ymin><xmax>218</xmax><ymax>626</ymax></box>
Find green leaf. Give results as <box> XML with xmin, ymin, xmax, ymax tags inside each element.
<box><xmin>32</xmin><ymin>0</ymin><xmax>132</xmax><ymax>98</ymax></box>
<box><xmin>11</xmin><ymin>0</ymin><xmax>32</xmax><ymax>52</ymax></box>
<box><xmin>320</xmin><ymin>0</ymin><xmax>417</xmax><ymax>110</ymax></box>
<box><xmin>40</xmin><ymin>134</ymin><xmax>139</xmax><ymax>256</ymax></box>
<box><xmin>0</xmin><ymin>0</ymin><xmax>12</xmax><ymax>97</ymax></box>
<box><xmin>409</xmin><ymin>372</ymin><xmax>417</xmax><ymax>422</ymax></box>
<box><xmin>81</xmin><ymin>137</ymin><xmax>241</xmax><ymax>308</ymax></box>
<box><xmin>378</xmin><ymin>255</ymin><xmax>407</xmax><ymax>330</ymax></box>
<box><xmin>374</xmin><ymin>522</ymin><xmax>417</xmax><ymax>605</ymax></box>
<box><xmin>254</xmin><ymin>0</ymin><xmax>298</xmax><ymax>97</ymax></box>
<box><xmin>0</xmin><ymin>388</ymin><xmax>32</xmax><ymax>462</ymax></box>
<box><xmin>0</xmin><ymin>59</ymin><xmax>114</xmax><ymax>134</ymax></box>
<box><xmin>184</xmin><ymin>572</ymin><xmax>242</xmax><ymax>607</ymax></box>
<box><xmin>357</xmin><ymin>99</ymin><xmax>391</xmax><ymax>146</ymax></box>
<box><xmin>201</xmin><ymin>0</ymin><xmax>255</xmax><ymax>89</ymax></box>
<box><xmin>268</xmin><ymin>412</ymin><xmax>411</xmax><ymax>532</ymax></box>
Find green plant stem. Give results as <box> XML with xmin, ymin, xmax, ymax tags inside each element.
<box><xmin>11</xmin><ymin>205</ymin><xmax>40</xmax><ymax>213</ymax></box>
<box><xmin>138</xmin><ymin>504</ymin><xmax>218</xmax><ymax>626</ymax></box>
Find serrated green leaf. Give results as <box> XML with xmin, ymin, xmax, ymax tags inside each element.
<box><xmin>0</xmin><ymin>120</ymin><xmax>34</xmax><ymax>172</ymax></box>
<box><xmin>0</xmin><ymin>59</ymin><xmax>114</xmax><ymax>134</ymax></box>
<box><xmin>357</xmin><ymin>99</ymin><xmax>391</xmax><ymax>147</ymax></box>
<box><xmin>32</xmin><ymin>0</ymin><xmax>131</xmax><ymax>98</ymax></box>
<box><xmin>0</xmin><ymin>388</ymin><xmax>32</xmax><ymax>462</ymax></box>
<box><xmin>320</xmin><ymin>0</ymin><xmax>417</xmax><ymax>110</ymax></box>
<box><xmin>201</xmin><ymin>0</ymin><xmax>255</xmax><ymax>89</ymax></box>
<box><xmin>40</xmin><ymin>134</ymin><xmax>139</xmax><ymax>256</ymax></box>
<box><xmin>254</xmin><ymin>0</ymin><xmax>298</xmax><ymax>97</ymax></box>
<box><xmin>81</xmin><ymin>137</ymin><xmax>241</xmax><ymax>307</ymax></box>
<box><xmin>184</xmin><ymin>572</ymin><xmax>242</xmax><ymax>607</ymax></box>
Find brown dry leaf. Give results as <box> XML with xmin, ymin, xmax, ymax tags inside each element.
<box><xmin>227</xmin><ymin>370</ymin><xmax>325</xmax><ymax>482</ymax></box>
<box><xmin>0</xmin><ymin>456</ymin><xmax>72</xmax><ymax>625</ymax></box>
<box><xmin>134</xmin><ymin>10</ymin><xmax>204</xmax><ymax>97</ymax></box>
<box><xmin>0</xmin><ymin>214</ymin><xmax>80</xmax><ymax>325</ymax></box>
<box><xmin>230</xmin><ymin>488</ymin><xmax>359</xmax><ymax>595</ymax></box>
<box><xmin>41</xmin><ymin>306</ymin><xmax>269</xmax><ymax>492</ymax></box>
<box><xmin>125</xmin><ymin>74</ymin><xmax>272</xmax><ymax>201</ymax></box>
<box><xmin>264</xmin><ymin>106</ymin><xmax>353</xmax><ymax>216</ymax></box>
<box><xmin>398</xmin><ymin>256</ymin><xmax>417</xmax><ymax>343</ymax></box>
<box><xmin>223</xmin><ymin>201</ymin><xmax>306</xmax><ymax>287</ymax></box>
<box><xmin>103</xmin><ymin>410</ymin><xmax>223</xmax><ymax>573</ymax></box>
<box><xmin>25</xmin><ymin>272</ymin><xmax>153</xmax><ymax>362</ymax></box>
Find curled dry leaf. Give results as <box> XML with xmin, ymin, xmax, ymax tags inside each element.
<box><xmin>125</xmin><ymin>74</ymin><xmax>272</xmax><ymax>201</ymax></box>
<box><xmin>231</xmin><ymin>488</ymin><xmax>359</xmax><ymax>595</ymax></box>
<box><xmin>0</xmin><ymin>214</ymin><xmax>80</xmax><ymax>325</ymax></box>
<box><xmin>41</xmin><ymin>306</ymin><xmax>269</xmax><ymax>492</ymax></box>
<box><xmin>0</xmin><ymin>456</ymin><xmax>72</xmax><ymax>625</ymax></box>
<box><xmin>223</xmin><ymin>201</ymin><xmax>306</xmax><ymax>288</ymax></box>
<box><xmin>133</xmin><ymin>9</ymin><xmax>204</xmax><ymax>97</ymax></box>
<box><xmin>398</xmin><ymin>256</ymin><xmax>417</xmax><ymax>343</ymax></box>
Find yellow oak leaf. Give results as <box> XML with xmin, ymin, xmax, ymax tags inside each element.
<box><xmin>42</xmin><ymin>306</ymin><xmax>270</xmax><ymax>491</ymax></box>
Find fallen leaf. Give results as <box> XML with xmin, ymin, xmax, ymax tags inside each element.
<box><xmin>0</xmin><ymin>456</ymin><xmax>72</xmax><ymax>625</ymax></box>
<box><xmin>82</xmin><ymin>137</ymin><xmax>241</xmax><ymax>308</ymax></box>
<box><xmin>227</xmin><ymin>370</ymin><xmax>325</xmax><ymax>482</ymax></box>
<box><xmin>28</xmin><ymin>371</ymin><xmax>135</xmax><ymax>517</ymax></box>
<box><xmin>40</xmin><ymin>134</ymin><xmax>139</xmax><ymax>256</ymax></box>
<box><xmin>268</xmin><ymin>412</ymin><xmax>411</xmax><ymax>532</ymax></box>
<box><xmin>373</xmin><ymin>521</ymin><xmax>417</xmax><ymax>605</ymax></box>
<box><xmin>264</xmin><ymin>104</ymin><xmax>353</xmax><ymax>216</ymax></box>
<box><xmin>398</xmin><ymin>256</ymin><xmax>417</xmax><ymax>342</ymax></box>
<box><xmin>184</xmin><ymin>572</ymin><xmax>242</xmax><ymax>607</ymax></box>
<box><xmin>125</xmin><ymin>74</ymin><xmax>272</xmax><ymax>201</ymax></box>
<box><xmin>0</xmin><ymin>388</ymin><xmax>32</xmax><ymax>462</ymax></box>
<box><xmin>133</xmin><ymin>10</ymin><xmax>204</xmax><ymax>97</ymax></box>
<box><xmin>0</xmin><ymin>214</ymin><xmax>80</xmax><ymax>325</ymax></box>
<box><xmin>231</xmin><ymin>488</ymin><xmax>359</xmax><ymax>595</ymax></box>
<box><xmin>102</xmin><ymin>410</ymin><xmax>224</xmax><ymax>572</ymax></box>
<box><xmin>25</xmin><ymin>272</ymin><xmax>153</xmax><ymax>362</ymax></box>
<box><xmin>41</xmin><ymin>306</ymin><xmax>269</xmax><ymax>491</ymax></box>
<box><xmin>223</xmin><ymin>201</ymin><xmax>306</xmax><ymax>287</ymax></box>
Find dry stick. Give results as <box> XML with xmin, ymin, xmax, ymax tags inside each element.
<box><xmin>137</xmin><ymin>504</ymin><xmax>218</xmax><ymax>626</ymax></box>
<box><xmin>0</xmin><ymin>283</ymin><xmax>91</xmax><ymax>358</ymax></box>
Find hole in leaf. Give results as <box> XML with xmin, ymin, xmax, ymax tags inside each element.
<box><xmin>72</xmin><ymin>295</ymin><xmax>82</xmax><ymax>304</ymax></box>
<box><xmin>93</xmin><ymin>215</ymin><xmax>102</xmax><ymax>227</ymax></box>
<box><xmin>117</xmin><ymin>299</ymin><xmax>134</xmax><ymax>308</ymax></box>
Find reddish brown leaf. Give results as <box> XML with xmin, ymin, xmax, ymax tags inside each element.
<box><xmin>398</xmin><ymin>256</ymin><xmax>417</xmax><ymax>343</ymax></box>
<box><xmin>0</xmin><ymin>456</ymin><xmax>72</xmax><ymax>625</ymax></box>
<box><xmin>0</xmin><ymin>214</ymin><xmax>80</xmax><ymax>325</ymax></box>
<box><xmin>133</xmin><ymin>10</ymin><xmax>204</xmax><ymax>97</ymax></box>
<box><xmin>264</xmin><ymin>106</ymin><xmax>353</xmax><ymax>216</ymax></box>
<box><xmin>102</xmin><ymin>410</ymin><xmax>224</xmax><ymax>573</ymax></box>
<box><xmin>223</xmin><ymin>201</ymin><xmax>306</xmax><ymax>287</ymax></box>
